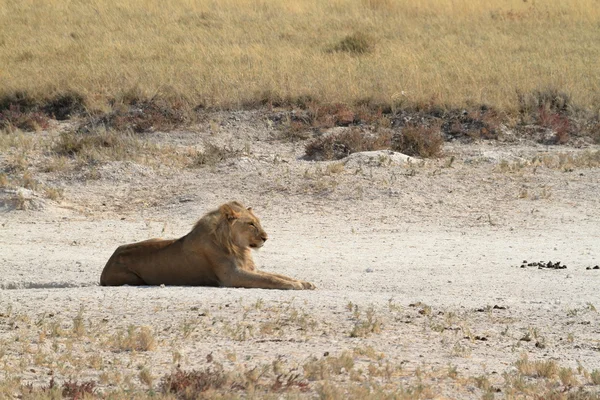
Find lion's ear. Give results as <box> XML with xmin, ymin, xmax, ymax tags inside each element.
<box><xmin>219</xmin><ymin>203</ymin><xmax>240</xmax><ymax>220</ymax></box>
<box><xmin>247</xmin><ymin>207</ymin><xmax>253</xmax><ymax>211</ymax></box>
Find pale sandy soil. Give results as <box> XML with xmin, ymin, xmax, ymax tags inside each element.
<box><xmin>1</xmin><ymin>111</ymin><xmax>599</xmax><ymax>398</ymax></box>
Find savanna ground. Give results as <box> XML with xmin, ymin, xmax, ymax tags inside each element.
<box><xmin>1</xmin><ymin>1</ymin><xmax>600</xmax><ymax>399</ymax></box>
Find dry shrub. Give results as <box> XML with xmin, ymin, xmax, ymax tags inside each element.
<box><xmin>0</xmin><ymin>105</ymin><xmax>49</xmax><ymax>132</ymax></box>
<box><xmin>269</xmin><ymin>373</ymin><xmax>310</xmax><ymax>393</ymax></box>
<box><xmin>61</xmin><ymin>379</ymin><xmax>97</xmax><ymax>399</ymax></box>
<box><xmin>305</xmin><ymin>128</ymin><xmax>391</xmax><ymax>161</ymax></box>
<box><xmin>392</xmin><ymin>125</ymin><xmax>443</xmax><ymax>158</ymax></box>
<box><xmin>160</xmin><ymin>367</ymin><xmax>228</xmax><ymax>400</ymax></box>
<box><xmin>538</xmin><ymin>107</ymin><xmax>571</xmax><ymax>144</ymax></box>
<box><xmin>308</xmin><ymin>103</ymin><xmax>357</xmax><ymax>129</ymax></box>
<box><xmin>22</xmin><ymin>377</ymin><xmax>96</xmax><ymax>399</ymax></box>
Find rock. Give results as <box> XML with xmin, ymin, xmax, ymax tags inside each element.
<box><xmin>343</xmin><ymin>150</ymin><xmax>416</xmax><ymax>168</ymax></box>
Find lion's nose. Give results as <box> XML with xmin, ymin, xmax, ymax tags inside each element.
<box><xmin>261</xmin><ymin>235</ymin><xmax>268</xmax><ymax>242</ymax></box>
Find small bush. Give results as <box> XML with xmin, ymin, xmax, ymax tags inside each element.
<box><xmin>22</xmin><ymin>377</ymin><xmax>96</xmax><ymax>399</ymax></box>
<box><xmin>0</xmin><ymin>105</ymin><xmax>49</xmax><ymax>132</ymax></box>
<box><xmin>308</xmin><ymin>103</ymin><xmax>356</xmax><ymax>128</ymax></box>
<box><xmin>331</xmin><ymin>32</ymin><xmax>374</xmax><ymax>55</ymax></box>
<box><xmin>538</xmin><ymin>107</ymin><xmax>571</xmax><ymax>144</ymax></box>
<box><xmin>392</xmin><ymin>125</ymin><xmax>443</xmax><ymax>158</ymax></box>
<box><xmin>160</xmin><ymin>367</ymin><xmax>228</xmax><ymax>400</ymax></box>
<box><xmin>62</xmin><ymin>379</ymin><xmax>96</xmax><ymax>399</ymax></box>
<box><xmin>305</xmin><ymin>128</ymin><xmax>391</xmax><ymax>160</ymax></box>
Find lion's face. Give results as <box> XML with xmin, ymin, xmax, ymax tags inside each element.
<box><xmin>229</xmin><ymin>208</ymin><xmax>268</xmax><ymax>249</ymax></box>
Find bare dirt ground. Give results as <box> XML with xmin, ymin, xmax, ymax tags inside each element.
<box><xmin>1</xmin><ymin>111</ymin><xmax>600</xmax><ymax>398</ymax></box>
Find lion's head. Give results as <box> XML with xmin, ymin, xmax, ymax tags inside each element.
<box><xmin>219</xmin><ymin>201</ymin><xmax>268</xmax><ymax>249</ymax></box>
<box><xmin>194</xmin><ymin>201</ymin><xmax>267</xmax><ymax>255</ymax></box>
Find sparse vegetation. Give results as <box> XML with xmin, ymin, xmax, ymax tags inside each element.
<box><xmin>2</xmin><ymin>1</ymin><xmax>600</xmax><ymax>398</ymax></box>
<box><xmin>2</xmin><ymin>302</ymin><xmax>600</xmax><ymax>399</ymax></box>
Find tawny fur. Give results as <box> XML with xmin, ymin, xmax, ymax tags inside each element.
<box><xmin>100</xmin><ymin>201</ymin><xmax>315</xmax><ymax>290</ymax></box>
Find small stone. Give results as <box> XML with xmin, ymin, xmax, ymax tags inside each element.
<box><xmin>366</xmin><ymin>268</ymin><xmax>374</xmax><ymax>273</ymax></box>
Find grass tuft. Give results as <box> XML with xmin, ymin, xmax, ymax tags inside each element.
<box><xmin>330</xmin><ymin>32</ymin><xmax>374</xmax><ymax>55</ymax></box>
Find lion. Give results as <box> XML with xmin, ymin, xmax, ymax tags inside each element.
<box><xmin>100</xmin><ymin>201</ymin><xmax>315</xmax><ymax>290</ymax></box>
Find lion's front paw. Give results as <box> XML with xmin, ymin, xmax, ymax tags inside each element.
<box><xmin>301</xmin><ymin>281</ymin><xmax>316</xmax><ymax>290</ymax></box>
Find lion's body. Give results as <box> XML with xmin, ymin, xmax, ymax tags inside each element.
<box><xmin>100</xmin><ymin>202</ymin><xmax>314</xmax><ymax>290</ymax></box>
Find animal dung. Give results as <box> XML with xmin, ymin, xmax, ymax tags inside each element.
<box><xmin>519</xmin><ymin>260</ymin><xmax>567</xmax><ymax>269</ymax></box>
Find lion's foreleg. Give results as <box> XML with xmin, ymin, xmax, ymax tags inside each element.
<box><xmin>257</xmin><ymin>270</ymin><xmax>315</xmax><ymax>290</ymax></box>
<box><xmin>220</xmin><ymin>270</ymin><xmax>307</xmax><ymax>290</ymax></box>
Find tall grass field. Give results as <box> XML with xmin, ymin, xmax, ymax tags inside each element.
<box><xmin>1</xmin><ymin>0</ymin><xmax>599</xmax><ymax>112</ymax></box>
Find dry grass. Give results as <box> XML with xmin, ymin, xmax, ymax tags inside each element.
<box><xmin>106</xmin><ymin>325</ymin><xmax>157</xmax><ymax>352</ymax></box>
<box><xmin>1</xmin><ymin>0</ymin><xmax>599</xmax><ymax>112</ymax></box>
<box><xmin>496</xmin><ymin>150</ymin><xmax>600</xmax><ymax>174</ymax></box>
<box><xmin>2</xmin><ymin>304</ymin><xmax>600</xmax><ymax>400</ymax></box>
